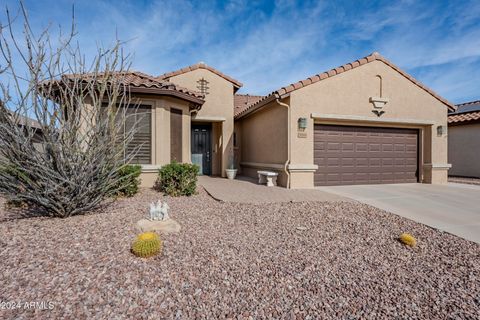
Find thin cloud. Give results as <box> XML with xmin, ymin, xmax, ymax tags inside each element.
<box><xmin>1</xmin><ymin>0</ymin><xmax>479</xmax><ymax>102</ymax></box>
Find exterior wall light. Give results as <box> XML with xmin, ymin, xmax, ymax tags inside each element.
<box><xmin>437</xmin><ymin>125</ymin><xmax>446</xmax><ymax>136</ymax></box>
<box><xmin>298</xmin><ymin>117</ymin><xmax>308</xmax><ymax>130</ymax></box>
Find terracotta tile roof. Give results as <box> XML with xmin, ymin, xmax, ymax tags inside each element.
<box><xmin>235</xmin><ymin>52</ymin><xmax>456</xmax><ymax>119</ymax></box>
<box><xmin>62</xmin><ymin>71</ymin><xmax>204</xmax><ymax>101</ymax></box>
<box><xmin>448</xmin><ymin>100</ymin><xmax>480</xmax><ymax>124</ymax></box>
<box><xmin>448</xmin><ymin>111</ymin><xmax>480</xmax><ymax>124</ymax></box>
<box><xmin>158</xmin><ymin>62</ymin><xmax>243</xmax><ymax>89</ymax></box>
<box><xmin>234</xmin><ymin>94</ymin><xmax>264</xmax><ymax>116</ymax></box>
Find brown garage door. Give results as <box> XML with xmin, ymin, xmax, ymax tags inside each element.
<box><xmin>314</xmin><ymin>124</ymin><xmax>418</xmax><ymax>186</ymax></box>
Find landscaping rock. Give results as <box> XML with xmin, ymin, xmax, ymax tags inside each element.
<box><xmin>136</xmin><ymin>218</ymin><xmax>181</xmax><ymax>234</ymax></box>
<box><xmin>0</xmin><ymin>188</ymin><xmax>478</xmax><ymax>319</ymax></box>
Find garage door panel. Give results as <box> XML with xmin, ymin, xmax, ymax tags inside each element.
<box><xmin>341</xmin><ymin>158</ymin><xmax>355</xmax><ymax>166</ymax></box>
<box><xmin>314</xmin><ymin>124</ymin><xmax>418</xmax><ymax>186</ymax></box>
<box><xmin>327</xmin><ymin>142</ymin><xmax>341</xmax><ymax>151</ymax></box>
<box><xmin>342</xmin><ymin>143</ymin><xmax>354</xmax><ymax>151</ymax></box>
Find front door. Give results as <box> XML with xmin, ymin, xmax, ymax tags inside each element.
<box><xmin>191</xmin><ymin>124</ymin><xmax>212</xmax><ymax>175</ymax></box>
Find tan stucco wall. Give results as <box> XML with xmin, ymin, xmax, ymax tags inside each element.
<box><xmin>236</xmin><ymin>99</ymin><xmax>289</xmax><ymax>186</ymax></box>
<box><xmin>95</xmin><ymin>95</ymin><xmax>193</xmax><ymax>188</ymax></box>
<box><xmin>210</xmin><ymin>121</ymin><xmax>223</xmax><ymax>175</ymax></box>
<box><xmin>287</xmin><ymin>60</ymin><xmax>449</xmax><ymax>188</ymax></box>
<box><xmin>448</xmin><ymin>123</ymin><xmax>480</xmax><ymax>178</ymax></box>
<box><xmin>166</xmin><ymin>69</ymin><xmax>235</xmax><ymax>177</ymax></box>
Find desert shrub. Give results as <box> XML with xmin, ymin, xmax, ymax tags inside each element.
<box><xmin>113</xmin><ymin>165</ymin><xmax>142</xmax><ymax>197</ymax></box>
<box><xmin>155</xmin><ymin>162</ymin><xmax>199</xmax><ymax>196</ymax></box>
<box><xmin>0</xmin><ymin>164</ymin><xmax>29</xmax><ymax>207</ymax></box>
<box><xmin>399</xmin><ymin>233</ymin><xmax>417</xmax><ymax>247</ymax></box>
<box><xmin>4</xmin><ymin>199</ymin><xmax>28</xmax><ymax>209</ymax></box>
<box><xmin>0</xmin><ymin>4</ymin><xmax>141</xmax><ymax>218</ymax></box>
<box><xmin>131</xmin><ymin>232</ymin><xmax>162</xmax><ymax>258</ymax></box>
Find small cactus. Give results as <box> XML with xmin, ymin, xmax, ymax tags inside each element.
<box><xmin>131</xmin><ymin>232</ymin><xmax>162</xmax><ymax>258</ymax></box>
<box><xmin>399</xmin><ymin>233</ymin><xmax>417</xmax><ymax>247</ymax></box>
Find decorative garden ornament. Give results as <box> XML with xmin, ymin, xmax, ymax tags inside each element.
<box><xmin>149</xmin><ymin>200</ymin><xmax>170</xmax><ymax>221</ymax></box>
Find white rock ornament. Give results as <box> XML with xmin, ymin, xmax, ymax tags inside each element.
<box><xmin>149</xmin><ymin>200</ymin><xmax>170</xmax><ymax>221</ymax></box>
<box><xmin>137</xmin><ymin>200</ymin><xmax>180</xmax><ymax>234</ymax></box>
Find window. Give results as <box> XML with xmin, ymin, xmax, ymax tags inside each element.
<box><xmin>101</xmin><ymin>104</ymin><xmax>152</xmax><ymax>164</ymax></box>
<box><xmin>170</xmin><ymin>108</ymin><xmax>183</xmax><ymax>162</ymax></box>
<box><xmin>125</xmin><ymin>105</ymin><xmax>152</xmax><ymax>164</ymax></box>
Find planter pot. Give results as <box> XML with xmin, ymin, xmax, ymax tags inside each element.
<box><xmin>226</xmin><ymin>169</ymin><xmax>237</xmax><ymax>180</ymax></box>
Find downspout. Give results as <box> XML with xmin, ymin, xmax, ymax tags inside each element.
<box><xmin>276</xmin><ymin>98</ymin><xmax>291</xmax><ymax>189</ymax></box>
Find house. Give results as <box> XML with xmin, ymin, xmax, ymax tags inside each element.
<box><xmin>448</xmin><ymin>100</ymin><xmax>480</xmax><ymax>178</ymax></box>
<box><xmin>0</xmin><ymin>112</ymin><xmax>44</xmax><ymax>157</ymax></box>
<box><xmin>77</xmin><ymin>52</ymin><xmax>454</xmax><ymax>188</ymax></box>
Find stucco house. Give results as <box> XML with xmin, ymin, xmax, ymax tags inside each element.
<box><xmin>448</xmin><ymin>100</ymin><xmax>480</xmax><ymax>178</ymax></box>
<box><xmin>0</xmin><ymin>113</ymin><xmax>44</xmax><ymax>157</ymax></box>
<box><xmin>78</xmin><ymin>52</ymin><xmax>455</xmax><ymax>188</ymax></box>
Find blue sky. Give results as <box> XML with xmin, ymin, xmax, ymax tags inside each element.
<box><xmin>3</xmin><ymin>0</ymin><xmax>480</xmax><ymax>103</ymax></box>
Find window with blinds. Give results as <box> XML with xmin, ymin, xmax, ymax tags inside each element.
<box><xmin>124</xmin><ymin>105</ymin><xmax>152</xmax><ymax>164</ymax></box>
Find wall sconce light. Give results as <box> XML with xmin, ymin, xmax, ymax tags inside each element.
<box><xmin>298</xmin><ymin>117</ymin><xmax>308</xmax><ymax>130</ymax></box>
<box><xmin>437</xmin><ymin>125</ymin><xmax>446</xmax><ymax>136</ymax></box>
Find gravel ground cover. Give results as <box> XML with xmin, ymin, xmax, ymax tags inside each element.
<box><xmin>449</xmin><ymin>176</ymin><xmax>480</xmax><ymax>186</ymax></box>
<box><xmin>0</xmin><ymin>188</ymin><xmax>479</xmax><ymax>319</ymax></box>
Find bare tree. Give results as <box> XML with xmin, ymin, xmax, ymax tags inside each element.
<box><xmin>0</xmin><ymin>2</ymin><xmax>142</xmax><ymax>217</ymax></box>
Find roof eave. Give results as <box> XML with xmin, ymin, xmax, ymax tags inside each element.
<box><xmin>128</xmin><ymin>87</ymin><xmax>204</xmax><ymax>106</ymax></box>
<box><xmin>234</xmin><ymin>93</ymin><xmax>281</xmax><ymax>120</ymax></box>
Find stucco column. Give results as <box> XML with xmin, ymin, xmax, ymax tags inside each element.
<box><xmin>423</xmin><ymin>123</ymin><xmax>450</xmax><ymax>184</ymax></box>
<box><xmin>222</xmin><ymin>118</ymin><xmax>234</xmax><ymax>178</ymax></box>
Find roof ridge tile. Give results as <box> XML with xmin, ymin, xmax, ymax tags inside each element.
<box><xmin>158</xmin><ymin>63</ymin><xmax>243</xmax><ymax>88</ymax></box>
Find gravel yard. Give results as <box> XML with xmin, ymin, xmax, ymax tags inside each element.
<box><xmin>1</xmin><ymin>188</ymin><xmax>479</xmax><ymax>319</ymax></box>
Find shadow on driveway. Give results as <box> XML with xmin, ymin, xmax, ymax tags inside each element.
<box><xmin>198</xmin><ymin>175</ymin><xmax>350</xmax><ymax>204</ymax></box>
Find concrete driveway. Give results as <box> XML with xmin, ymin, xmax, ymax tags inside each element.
<box><xmin>317</xmin><ymin>183</ymin><xmax>480</xmax><ymax>244</ymax></box>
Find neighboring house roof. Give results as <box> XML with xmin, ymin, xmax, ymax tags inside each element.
<box><xmin>16</xmin><ymin>114</ymin><xmax>42</xmax><ymax>130</ymax></box>
<box><xmin>235</xmin><ymin>52</ymin><xmax>456</xmax><ymax>119</ymax></box>
<box><xmin>51</xmin><ymin>71</ymin><xmax>205</xmax><ymax>106</ymax></box>
<box><xmin>448</xmin><ymin>100</ymin><xmax>480</xmax><ymax>124</ymax></box>
<box><xmin>234</xmin><ymin>94</ymin><xmax>264</xmax><ymax>116</ymax></box>
<box><xmin>158</xmin><ymin>62</ymin><xmax>243</xmax><ymax>89</ymax></box>
<box><xmin>0</xmin><ymin>108</ymin><xmax>43</xmax><ymax>130</ymax></box>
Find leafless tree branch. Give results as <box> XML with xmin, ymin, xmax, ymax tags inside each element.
<box><xmin>0</xmin><ymin>1</ymin><xmax>143</xmax><ymax>217</ymax></box>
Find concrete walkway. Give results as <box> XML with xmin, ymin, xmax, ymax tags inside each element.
<box><xmin>198</xmin><ymin>176</ymin><xmax>350</xmax><ymax>203</ymax></box>
<box><xmin>317</xmin><ymin>183</ymin><xmax>480</xmax><ymax>244</ymax></box>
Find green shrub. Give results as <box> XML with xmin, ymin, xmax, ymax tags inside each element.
<box><xmin>155</xmin><ymin>162</ymin><xmax>199</xmax><ymax>196</ymax></box>
<box><xmin>113</xmin><ymin>164</ymin><xmax>142</xmax><ymax>197</ymax></box>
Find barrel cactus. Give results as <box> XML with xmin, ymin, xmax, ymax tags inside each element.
<box><xmin>131</xmin><ymin>232</ymin><xmax>162</xmax><ymax>258</ymax></box>
<box><xmin>399</xmin><ymin>233</ymin><xmax>417</xmax><ymax>247</ymax></box>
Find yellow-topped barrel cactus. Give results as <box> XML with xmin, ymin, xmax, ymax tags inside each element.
<box><xmin>399</xmin><ymin>233</ymin><xmax>417</xmax><ymax>247</ymax></box>
<box><xmin>131</xmin><ymin>232</ymin><xmax>162</xmax><ymax>258</ymax></box>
